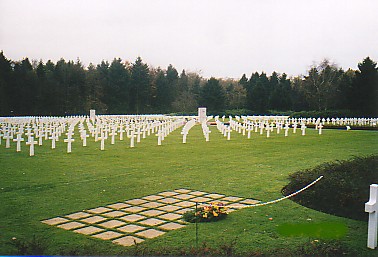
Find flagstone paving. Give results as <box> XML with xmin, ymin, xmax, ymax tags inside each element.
<box><xmin>41</xmin><ymin>188</ymin><xmax>260</xmax><ymax>247</ymax></box>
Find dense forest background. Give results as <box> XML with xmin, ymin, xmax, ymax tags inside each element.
<box><xmin>0</xmin><ymin>51</ymin><xmax>377</xmax><ymax>117</ymax></box>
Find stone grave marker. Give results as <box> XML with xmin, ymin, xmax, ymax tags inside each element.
<box><xmin>301</xmin><ymin>123</ymin><xmax>306</xmax><ymax>136</ymax></box>
<box><xmin>3</xmin><ymin>132</ymin><xmax>12</xmax><ymax>149</ymax></box>
<box><xmin>64</xmin><ymin>131</ymin><xmax>75</xmax><ymax>153</ymax></box>
<box><xmin>13</xmin><ymin>133</ymin><xmax>24</xmax><ymax>152</ymax></box>
<box><xmin>366</xmin><ymin>184</ymin><xmax>378</xmax><ymax>249</ymax></box>
<box><xmin>318</xmin><ymin>123</ymin><xmax>323</xmax><ymax>135</ymax></box>
<box><xmin>26</xmin><ymin>136</ymin><xmax>38</xmax><ymax>156</ymax></box>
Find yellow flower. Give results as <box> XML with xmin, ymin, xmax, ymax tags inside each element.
<box><xmin>203</xmin><ymin>213</ymin><xmax>208</xmax><ymax>218</ymax></box>
<box><xmin>213</xmin><ymin>211</ymin><xmax>219</xmax><ymax>217</ymax></box>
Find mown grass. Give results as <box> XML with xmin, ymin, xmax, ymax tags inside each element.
<box><xmin>0</xmin><ymin>124</ymin><xmax>377</xmax><ymax>256</ymax></box>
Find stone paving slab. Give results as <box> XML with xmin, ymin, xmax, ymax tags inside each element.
<box><xmin>174</xmin><ymin>189</ymin><xmax>191</xmax><ymax>193</ymax></box>
<box><xmin>65</xmin><ymin>211</ymin><xmax>91</xmax><ymax>219</ymax></box>
<box><xmin>158</xmin><ymin>191</ymin><xmax>179</xmax><ymax>197</ymax></box>
<box><xmin>57</xmin><ymin>221</ymin><xmax>86</xmax><ymax>230</ymax></box>
<box><xmin>119</xmin><ymin>214</ymin><xmax>146</xmax><ymax>222</ymax></box>
<box><xmin>41</xmin><ymin>188</ymin><xmax>260</xmax><ymax>248</ymax></box>
<box><xmin>158</xmin><ymin>213</ymin><xmax>182</xmax><ymax>221</ymax></box>
<box><xmin>158</xmin><ymin>222</ymin><xmax>185</xmax><ymax>231</ymax></box>
<box><xmin>98</xmin><ymin>220</ymin><xmax>126</xmax><ymax>228</ymax></box>
<box><xmin>207</xmin><ymin>193</ymin><xmax>225</xmax><ymax>199</ymax></box>
<box><xmin>158</xmin><ymin>197</ymin><xmax>181</xmax><ymax>204</ymax></box>
<box><xmin>174</xmin><ymin>201</ymin><xmax>196</xmax><ymax>207</ymax></box>
<box><xmin>102</xmin><ymin>210</ymin><xmax>127</xmax><ymax>218</ymax></box>
<box><xmin>140</xmin><ymin>209</ymin><xmax>166</xmax><ymax>217</ymax></box>
<box><xmin>117</xmin><ymin>224</ymin><xmax>146</xmax><ymax>233</ymax></box>
<box><xmin>139</xmin><ymin>218</ymin><xmax>166</xmax><ymax>226</ymax></box>
<box><xmin>141</xmin><ymin>201</ymin><xmax>165</xmax><ymax>208</ymax></box>
<box><xmin>81</xmin><ymin>215</ymin><xmax>107</xmax><ymax>224</ymax></box>
<box><xmin>122</xmin><ymin>206</ymin><xmax>147</xmax><ymax>213</ymax></box>
<box><xmin>190</xmin><ymin>196</ymin><xmax>212</xmax><ymax>203</ymax></box>
<box><xmin>135</xmin><ymin>229</ymin><xmax>166</xmax><ymax>239</ymax></box>
<box><xmin>143</xmin><ymin>195</ymin><xmax>164</xmax><ymax>201</ymax></box>
<box><xmin>74</xmin><ymin>226</ymin><xmax>104</xmax><ymax>235</ymax></box>
<box><xmin>126</xmin><ymin>199</ymin><xmax>148</xmax><ymax>205</ymax></box>
<box><xmin>173</xmin><ymin>193</ymin><xmax>196</xmax><ymax>200</ymax></box>
<box><xmin>87</xmin><ymin>207</ymin><xmax>112</xmax><ymax>214</ymax></box>
<box><xmin>107</xmin><ymin>203</ymin><xmax>131</xmax><ymax>209</ymax></box>
<box><xmin>157</xmin><ymin>205</ymin><xmax>182</xmax><ymax>212</ymax></box>
<box><xmin>113</xmin><ymin>236</ymin><xmax>145</xmax><ymax>246</ymax></box>
<box><xmin>41</xmin><ymin>217</ymin><xmax>69</xmax><ymax>225</ymax></box>
<box><xmin>189</xmin><ymin>190</ymin><xmax>207</xmax><ymax>196</ymax></box>
<box><xmin>93</xmin><ymin>231</ymin><xmax>124</xmax><ymax>240</ymax></box>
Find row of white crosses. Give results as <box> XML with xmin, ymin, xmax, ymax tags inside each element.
<box><xmin>215</xmin><ymin>117</ymin><xmax>232</xmax><ymax>140</ymax></box>
<box><xmin>200</xmin><ymin>115</ymin><xmax>213</xmax><ymax>142</ymax></box>
<box><xmin>0</xmin><ymin>115</ymin><xmax>376</xmax><ymax>155</ymax></box>
<box><xmin>181</xmin><ymin>119</ymin><xmax>196</xmax><ymax>143</ymax></box>
<box><xmin>0</xmin><ymin>115</ymin><xmax>186</xmax><ymax>156</ymax></box>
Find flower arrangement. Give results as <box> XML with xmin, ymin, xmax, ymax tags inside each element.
<box><xmin>183</xmin><ymin>202</ymin><xmax>228</xmax><ymax>223</ymax></box>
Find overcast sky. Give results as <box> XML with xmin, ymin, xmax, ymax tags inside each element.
<box><xmin>1</xmin><ymin>0</ymin><xmax>377</xmax><ymax>78</ymax></box>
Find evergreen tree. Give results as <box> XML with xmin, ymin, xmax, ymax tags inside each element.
<box><xmin>350</xmin><ymin>57</ymin><xmax>378</xmax><ymax>116</ymax></box>
<box><xmin>130</xmin><ymin>57</ymin><xmax>150</xmax><ymax>113</ymax></box>
<box><xmin>199</xmin><ymin>77</ymin><xmax>225</xmax><ymax>112</ymax></box>
<box><xmin>155</xmin><ymin>68</ymin><xmax>169</xmax><ymax>112</ymax></box>
<box><xmin>107</xmin><ymin>58</ymin><xmax>130</xmax><ymax>113</ymax></box>
<box><xmin>0</xmin><ymin>51</ymin><xmax>12</xmax><ymax>115</ymax></box>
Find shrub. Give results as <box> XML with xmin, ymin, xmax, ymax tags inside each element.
<box><xmin>282</xmin><ymin>155</ymin><xmax>378</xmax><ymax>221</ymax></box>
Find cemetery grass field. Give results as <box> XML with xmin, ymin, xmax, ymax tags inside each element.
<box><xmin>0</xmin><ymin>125</ymin><xmax>377</xmax><ymax>256</ymax></box>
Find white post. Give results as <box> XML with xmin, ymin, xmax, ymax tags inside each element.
<box><xmin>366</xmin><ymin>184</ymin><xmax>378</xmax><ymax>249</ymax></box>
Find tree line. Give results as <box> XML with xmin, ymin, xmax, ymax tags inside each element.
<box><xmin>0</xmin><ymin>51</ymin><xmax>377</xmax><ymax>117</ymax></box>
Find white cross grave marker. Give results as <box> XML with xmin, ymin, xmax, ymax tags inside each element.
<box><xmin>81</xmin><ymin>130</ymin><xmax>89</xmax><ymax>147</ymax></box>
<box><xmin>130</xmin><ymin>130</ymin><xmax>136</xmax><ymax>148</ymax></box>
<box><xmin>3</xmin><ymin>133</ymin><xmax>12</xmax><ymax>149</ymax></box>
<box><xmin>366</xmin><ymin>184</ymin><xmax>378</xmax><ymax>249</ymax></box>
<box><xmin>301</xmin><ymin>123</ymin><xmax>306</xmax><ymax>136</ymax></box>
<box><xmin>156</xmin><ymin>130</ymin><xmax>163</xmax><ymax>146</ymax></box>
<box><xmin>318</xmin><ymin>123</ymin><xmax>323</xmax><ymax>135</ymax></box>
<box><xmin>98</xmin><ymin>131</ymin><xmax>106</xmax><ymax>150</ymax></box>
<box><xmin>292</xmin><ymin>122</ymin><xmax>298</xmax><ymax>133</ymax></box>
<box><xmin>13</xmin><ymin>133</ymin><xmax>24</xmax><ymax>152</ymax></box>
<box><xmin>284</xmin><ymin>123</ymin><xmax>290</xmax><ymax>137</ymax></box>
<box><xmin>109</xmin><ymin>128</ymin><xmax>117</xmax><ymax>145</ymax></box>
<box><xmin>26</xmin><ymin>136</ymin><xmax>38</xmax><ymax>156</ymax></box>
<box><xmin>64</xmin><ymin>132</ymin><xmax>75</xmax><ymax>153</ymax></box>
<box><xmin>181</xmin><ymin>130</ymin><xmax>188</xmax><ymax>144</ymax></box>
<box><xmin>49</xmin><ymin>132</ymin><xmax>58</xmax><ymax>149</ymax></box>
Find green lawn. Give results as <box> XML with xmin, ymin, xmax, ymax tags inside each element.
<box><xmin>0</xmin><ymin>124</ymin><xmax>377</xmax><ymax>256</ymax></box>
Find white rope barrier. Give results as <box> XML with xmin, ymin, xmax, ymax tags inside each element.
<box><xmin>228</xmin><ymin>175</ymin><xmax>324</xmax><ymax>208</ymax></box>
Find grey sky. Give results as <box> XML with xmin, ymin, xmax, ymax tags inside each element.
<box><xmin>1</xmin><ymin>0</ymin><xmax>377</xmax><ymax>78</ymax></box>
